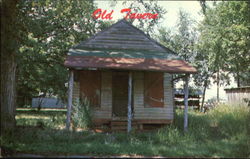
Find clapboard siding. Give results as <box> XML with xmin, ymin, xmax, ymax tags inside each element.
<box><xmin>88</xmin><ymin>71</ymin><xmax>112</xmax><ymax>119</ymax></box>
<box><xmin>72</xmin><ymin>82</ymin><xmax>80</xmax><ymax>100</ymax></box>
<box><xmin>133</xmin><ymin>72</ymin><xmax>174</xmax><ymax>120</ymax></box>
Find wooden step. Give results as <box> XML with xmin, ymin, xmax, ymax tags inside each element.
<box><xmin>111</xmin><ymin>121</ymin><xmax>139</xmax><ymax>131</ymax></box>
<box><xmin>111</xmin><ymin>122</ymin><xmax>137</xmax><ymax>126</ymax></box>
<box><xmin>111</xmin><ymin>125</ymin><xmax>138</xmax><ymax>129</ymax></box>
<box><xmin>111</xmin><ymin>126</ymin><xmax>127</xmax><ymax>130</ymax></box>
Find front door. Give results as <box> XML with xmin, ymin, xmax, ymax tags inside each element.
<box><xmin>112</xmin><ymin>71</ymin><xmax>129</xmax><ymax>117</ymax></box>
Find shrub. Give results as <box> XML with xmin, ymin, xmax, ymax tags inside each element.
<box><xmin>72</xmin><ymin>97</ymin><xmax>93</xmax><ymax>130</ymax></box>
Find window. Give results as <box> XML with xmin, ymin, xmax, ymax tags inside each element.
<box><xmin>144</xmin><ymin>72</ymin><xmax>164</xmax><ymax>107</ymax></box>
<box><xmin>80</xmin><ymin>70</ymin><xmax>101</xmax><ymax>107</ymax></box>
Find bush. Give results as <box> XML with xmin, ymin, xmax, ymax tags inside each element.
<box><xmin>72</xmin><ymin>97</ymin><xmax>93</xmax><ymax>130</ymax></box>
<box><xmin>208</xmin><ymin>104</ymin><xmax>250</xmax><ymax>137</ymax></box>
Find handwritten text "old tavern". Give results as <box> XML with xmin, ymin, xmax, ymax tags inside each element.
<box><xmin>92</xmin><ymin>8</ymin><xmax>158</xmax><ymax>20</ymax></box>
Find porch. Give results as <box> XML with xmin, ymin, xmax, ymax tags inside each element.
<box><xmin>71</xmin><ymin>70</ymin><xmax>175</xmax><ymax>131</ymax></box>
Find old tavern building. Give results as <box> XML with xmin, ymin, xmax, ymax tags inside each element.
<box><xmin>64</xmin><ymin>20</ymin><xmax>197</xmax><ymax>131</ymax></box>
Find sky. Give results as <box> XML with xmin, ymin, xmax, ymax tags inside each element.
<box><xmin>94</xmin><ymin>1</ymin><xmax>237</xmax><ymax>101</ymax></box>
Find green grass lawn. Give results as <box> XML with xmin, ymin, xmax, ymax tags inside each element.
<box><xmin>1</xmin><ymin>105</ymin><xmax>250</xmax><ymax>157</ymax></box>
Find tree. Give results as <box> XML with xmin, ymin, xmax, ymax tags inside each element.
<box><xmin>198</xmin><ymin>1</ymin><xmax>250</xmax><ymax>91</ymax></box>
<box><xmin>1</xmin><ymin>0</ymin><xmax>19</xmax><ymax>133</ymax></box>
<box><xmin>1</xmin><ymin>0</ymin><xmax>19</xmax><ymax>134</ymax></box>
<box><xmin>156</xmin><ymin>9</ymin><xmax>215</xmax><ymax>110</ymax></box>
<box><xmin>173</xmin><ymin>10</ymin><xmax>197</xmax><ymax>63</ymax></box>
<box><xmin>16</xmin><ymin>0</ymin><xmax>106</xmax><ymax>107</ymax></box>
<box><xmin>193</xmin><ymin>39</ymin><xmax>214</xmax><ymax>110</ymax></box>
<box><xmin>157</xmin><ymin>10</ymin><xmax>198</xmax><ymax>83</ymax></box>
<box><xmin>217</xmin><ymin>2</ymin><xmax>250</xmax><ymax>87</ymax></box>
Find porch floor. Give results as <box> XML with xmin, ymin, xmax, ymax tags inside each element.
<box><xmin>93</xmin><ymin>119</ymin><xmax>172</xmax><ymax>132</ymax></box>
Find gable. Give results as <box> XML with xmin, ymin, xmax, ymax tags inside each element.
<box><xmin>75</xmin><ymin>20</ymin><xmax>172</xmax><ymax>53</ymax></box>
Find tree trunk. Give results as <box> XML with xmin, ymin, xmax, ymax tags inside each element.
<box><xmin>1</xmin><ymin>54</ymin><xmax>17</xmax><ymax>132</ymax></box>
<box><xmin>200</xmin><ymin>77</ymin><xmax>208</xmax><ymax>112</ymax></box>
<box><xmin>237</xmin><ymin>71</ymin><xmax>240</xmax><ymax>88</ymax></box>
<box><xmin>184</xmin><ymin>75</ymin><xmax>189</xmax><ymax>132</ymax></box>
<box><xmin>66</xmin><ymin>70</ymin><xmax>74</xmax><ymax>130</ymax></box>
<box><xmin>1</xmin><ymin>0</ymin><xmax>19</xmax><ymax>134</ymax></box>
<box><xmin>37</xmin><ymin>93</ymin><xmax>45</xmax><ymax>111</ymax></box>
<box><xmin>216</xmin><ymin>71</ymin><xmax>220</xmax><ymax>102</ymax></box>
<box><xmin>127</xmin><ymin>72</ymin><xmax>132</xmax><ymax>133</ymax></box>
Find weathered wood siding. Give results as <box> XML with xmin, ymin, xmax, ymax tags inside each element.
<box><xmin>133</xmin><ymin>72</ymin><xmax>174</xmax><ymax>120</ymax></box>
<box><xmin>75</xmin><ymin>71</ymin><xmax>112</xmax><ymax>119</ymax></box>
<box><xmin>95</xmin><ymin>71</ymin><xmax>112</xmax><ymax>119</ymax></box>
<box><xmin>225</xmin><ymin>87</ymin><xmax>250</xmax><ymax>106</ymax></box>
<box><xmin>72</xmin><ymin>82</ymin><xmax>80</xmax><ymax>101</ymax></box>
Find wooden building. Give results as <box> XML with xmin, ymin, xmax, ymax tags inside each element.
<box><xmin>64</xmin><ymin>20</ymin><xmax>197</xmax><ymax>131</ymax></box>
<box><xmin>224</xmin><ymin>86</ymin><xmax>250</xmax><ymax>106</ymax></box>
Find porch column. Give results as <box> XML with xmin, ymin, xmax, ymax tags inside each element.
<box><xmin>66</xmin><ymin>69</ymin><xmax>74</xmax><ymax>130</ymax></box>
<box><xmin>127</xmin><ymin>72</ymin><xmax>132</xmax><ymax>133</ymax></box>
<box><xmin>184</xmin><ymin>74</ymin><xmax>189</xmax><ymax>132</ymax></box>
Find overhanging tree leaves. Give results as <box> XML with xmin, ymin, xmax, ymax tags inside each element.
<box><xmin>198</xmin><ymin>1</ymin><xmax>250</xmax><ymax>90</ymax></box>
<box><xmin>218</xmin><ymin>2</ymin><xmax>250</xmax><ymax>87</ymax></box>
<box><xmin>16</xmin><ymin>0</ymin><xmax>105</xmax><ymax>106</ymax></box>
<box><xmin>157</xmin><ymin>10</ymin><xmax>198</xmax><ymax>85</ymax></box>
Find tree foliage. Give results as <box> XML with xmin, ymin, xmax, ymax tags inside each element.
<box><xmin>199</xmin><ymin>1</ymin><xmax>250</xmax><ymax>87</ymax></box>
<box><xmin>157</xmin><ymin>2</ymin><xmax>249</xmax><ymax>106</ymax></box>
<box><xmin>16</xmin><ymin>0</ymin><xmax>107</xmax><ymax>106</ymax></box>
<box><xmin>157</xmin><ymin>10</ymin><xmax>198</xmax><ymax>84</ymax></box>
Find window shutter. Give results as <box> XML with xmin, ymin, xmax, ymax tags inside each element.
<box><xmin>80</xmin><ymin>70</ymin><xmax>101</xmax><ymax>107</ymax></box>
<box><xmin>144</xmin><ymin>72</ymin><xmax>164</xmax><ymax>107</ymax></box>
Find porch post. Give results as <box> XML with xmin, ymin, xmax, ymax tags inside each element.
<box><xmin>127</xmin><ymin>72</ymin><xmax>132</xmax><ymax>133</ymax></box>
<box><xmin>66</xmin><ymin>69</ymin><xmax>74</xmax><ymax>130</ymax></box>
<box><xmin>184</xmin><ymin>74</ymin><xmax>189</xmax><ymax>132</ymax></box>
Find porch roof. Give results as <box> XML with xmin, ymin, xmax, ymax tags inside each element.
<box><xmin>64</xmin><ymin>55</ymin><xmax>197</xmax><ymax>73</ymax></box>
